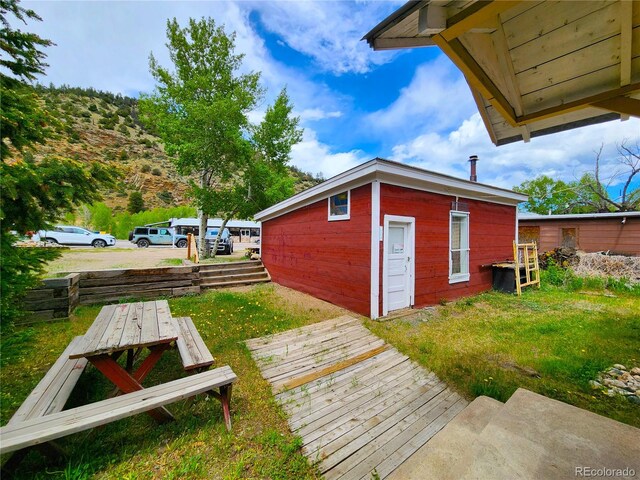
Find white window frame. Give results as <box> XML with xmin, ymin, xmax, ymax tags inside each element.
<box><xmin>328</xmin><ymin>190</ymin><xmax>350</xmax><ymax>221</ymax></box>
<box><xmin>449</xmin><ymin>211</ymin><xmax>470</xmax><ymax>283</ymax></box>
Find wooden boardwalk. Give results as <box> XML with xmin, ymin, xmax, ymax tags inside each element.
<box><xmin>245</xmin><ymin>316</ymin><xmax>468</xmax><ymax>479</ymax></box>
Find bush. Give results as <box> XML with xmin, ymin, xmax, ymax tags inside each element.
<box><xmin>156</xmin><ymin>190</ymin><xmax>173</xmax><ymax>204</ymax></box>
<box><xmin>88</xmin><ymin>104</ymin><xmax>98</xmax><ymax>112</ymax></box>
<box><xmin>127</xmin><ymin>191</ymin><xmax>145</xmax><ymax>214</ymax></box>
<box><xmin>141</xmin><ymin>164</ymin><xmax>151</xmax><ymax>173</ymax></box>
<box><xmin>118</xmin><ymin>149</ymin><xmax>128</xmax><ymax>161</ymax></box>
<box><xmin>117</xmin><ymin>124</ymin><xmax>130</xmax><ymax>137</ymax></box>
<box><xmin>151</xmin><ymin>168</ymin><xmax>162</xmax><ymax>176</ymax></box>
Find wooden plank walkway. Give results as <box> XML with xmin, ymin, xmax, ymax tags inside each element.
<box><xmin>246</xmin><ymin>316</ymin><xmax>468</xmax><ymax>479</ymax></box>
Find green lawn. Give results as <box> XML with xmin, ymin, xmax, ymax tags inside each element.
<box><xmin>1</xmin><ymin>279</ymin><xmax>638</xmax><ymax>478</ymax></box>
<box><xmin>1</xmin><ymin>285</ymin><xmax>343</xmax><ymax>479</ymax></box>
<box><xmin>366</xmin><ymin>283</ymin><xmax>640</xmax><ymax>429</ymax></box>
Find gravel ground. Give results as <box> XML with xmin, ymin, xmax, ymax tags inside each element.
<box><xmin>43</xmin><ymin>242</ymin><xmax>256</xmax><ymax>275</ymax></box>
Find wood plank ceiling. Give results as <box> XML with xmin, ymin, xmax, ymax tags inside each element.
<box><xmin>363</xmin><ymin>0</ymin><xmax>640</xmax><ymax>145</ymax></box>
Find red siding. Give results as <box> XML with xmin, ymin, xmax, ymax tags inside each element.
<box><xmin>379</xmin><ymin>184</ymin><xmax>516</xmax><ymax>309</ymax></box>
<box><xmin>519</xmin><ymin>218</ymin><xmax>640</xmax><ymax>255</ymax></box>
<box><xmin>261</xmin><ymin>185</ymin><xmax>372</xmax><ymax>315</ymax></box>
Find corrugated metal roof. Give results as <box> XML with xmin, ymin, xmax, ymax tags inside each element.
<box><xmin>519</xmin><ymin>211</ymin><xmax>640</xmax><ymax>221</ymax></box>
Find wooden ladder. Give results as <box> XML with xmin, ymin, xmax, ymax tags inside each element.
<box><xmin>513</xmin><ymin>241</ymin><xmax>541</xmax><ymax>296</ymax></box>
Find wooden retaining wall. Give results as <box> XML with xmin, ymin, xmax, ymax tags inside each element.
<box><xmin>22</xmin><ymin>274</ymin><xmax>81</xmax><ymax>325</ymax></box>
<box><xmin>77</xmin><ymin>266</ymin><xmax>200</xmax><ymax>305</ymax></box>
<box><xmin>22</xmin><ymin>265</ymin><xmax>201</xmax><ymax>324</ymax></box>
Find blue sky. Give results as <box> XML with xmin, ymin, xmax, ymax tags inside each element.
<box><xmin>23</xmin><ymin>1</ymin><xmax>640</xmax><ymax>197</ymax></box>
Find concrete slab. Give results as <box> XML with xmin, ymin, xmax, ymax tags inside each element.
<box><xmin>389</xmin><ymin>396</ymin><xmax>504</xmax><ymax>480</ymax></box>
<box><xmin>467</xmin><ymin>388</ymin><xmax>640</xmax><ymax>480</ymax></box>
<box><xmin>389</xmin><ymin>389</ymin><xmax>640</xmax><ymax>480</ymax></box>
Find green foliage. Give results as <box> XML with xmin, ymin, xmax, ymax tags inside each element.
<box><xmin>118</xmin><ymin>149</ymin><xmax>128</xmax><ymax>161</ymax></box>
<box><xmin>514</xmin><ymin>144</ymin><xmax>639</xmax><ymax>214</ymax></box>
<box><xmin>88</xmin><ymin>103</ymin><xmax>98</xmax><ymax>113</ymax></box>
<box><xmin>139</xmin><ymin>17</ymin><xmax>264</xmax><ymax>256</ymax></box>
<box><xmin>127</xmin><ymin>191</ymin><xmax>145</xmax><ymax>214</ymax></box>
<box><xmin>513</xmin><ymin>175</ymin><xmax>582</xmax><ymax>214</ymax></box>
<box><xmin>0</xmin><ymin>232</ymin><xmax>60</xmax><ymax>326</ymax></box>
<box><xmin>140</xmin><ymin>164</ymin><xmax>151</xmax><ymax>173</ymax></box>
<box><xmin>156</xmin><ymin>190</ymin><xmax>173</xmax><ymax>204</ymax></box>
<box><xmin>151</xmin><ymin>167</ymin><xmax>162</xmax><ymax>176</ymax></box>
<box><xmin>88</xmin><ymin>202</ymin><xmax>113</xmax><ymax>232</ymax></box>
<box><xmin>117</xmin><ymin>123</ymin><xmax>130</xmax><ymax>137</ymax></box>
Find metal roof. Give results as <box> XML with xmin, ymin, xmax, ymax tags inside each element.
<box><xmin>169</xmin><ymin>218</ymin><xmax>260</xmax><ymax>228</ymax></box>
<box><xmin>363</xmin><ymin>1</ymin><xmax>640</xmax><ymax>146</ymax></box>
<box><xmin>256</xmin><ymin>157</ymin><xmax>527</xmax><ymax>222</ymax></box>
<box><xmin>519</xmin><ymin>211</ymin><xmax>640</xmax><ymax>221</ymax></box>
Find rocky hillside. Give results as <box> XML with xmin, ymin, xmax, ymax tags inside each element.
<box><xmin>22</xmin><ymin>85</ymin><xmax>322</xmax><ymax>213</ymax></box>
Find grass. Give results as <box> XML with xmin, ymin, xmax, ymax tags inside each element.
<box><xmin>365</xmin><ymin>279</ymin><xmax>640</xmax><ymax>429</ymax></box>
<box><xmin>0</xmin><ymin>284</ymin><xmax>340</xmax><ymax>479</ymax></box>
<box><xmin>2</xmin><ymin>276</ymin><xmax>638</xmax><ymax>477</ymax></box>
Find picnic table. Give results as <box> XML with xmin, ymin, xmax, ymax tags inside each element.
<box><xmin>68</xmin><ymin>300</ymin><xmax>179</xmax><ymax>422</ymax></box>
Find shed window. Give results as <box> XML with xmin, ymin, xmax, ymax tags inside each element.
<box><xmin>328</xmin><ymin>191</ymin><xmax>350</xmax><ymax>221</ymax></box>
<box><xmin>450</xmin><ymin>212</ymin><xmax>470</xmax><ymax>283</ymax></box>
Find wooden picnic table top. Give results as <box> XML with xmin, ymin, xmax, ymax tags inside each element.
<box><xmin>68</xmin><ymin>300</ymin><xmax>177</xmax><ymax>359</ymax></box>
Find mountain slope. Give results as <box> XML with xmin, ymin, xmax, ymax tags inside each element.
<box><xmin>23</xmin><ymin>85</ymin><xmax>322</xmax><ymax>212</ymax></box>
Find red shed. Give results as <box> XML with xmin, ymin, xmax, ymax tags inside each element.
<box><xmin>255</xmin><ymin>159</ymin><xmax>527</xmax><ymax>319</ymax></box>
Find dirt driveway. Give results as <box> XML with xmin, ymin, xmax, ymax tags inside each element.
<box><xmin>44</xmin><ymin>242</ymin><xmax>251</xmax><ymax>276</ymax></box>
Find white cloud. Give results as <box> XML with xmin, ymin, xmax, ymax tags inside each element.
<box><xmin>391</xmin><ymin>113</ymin><xmax>640</xmax><ymax>191</ymax></box>
<box><xmin>366</xmin><ymin>56</ymin><xmax>476</xmax><ymax>140</ymax></box>
<box><xmin>252</xmin><ymin>1</ymin><xmax>402</xmax><ymax>75</ymax></box>
<box><xmin>298</xmin><ymin>108</ymin><xmax>343</xmax><ymax>121</ymax></box>
<box><xmin>291</xmin><ymin>129</ymin><xmax>368</xmax><ymax>179</ymax></box>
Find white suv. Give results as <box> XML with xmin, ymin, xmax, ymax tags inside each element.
<box><xmin>35</xmin><ymin>226</ymin><xmax>116</xmax><ymax>248</ymax></box>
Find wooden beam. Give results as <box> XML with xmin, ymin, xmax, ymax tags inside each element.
<box><xmin>442</xmin><ymin>0</ymin><xmax>521</xmax><ymax>42</ymax></box>
<box><xmin>433</xmin><ymin>36</ymin><xmax>517</xmax><ymax>125</ymax></box>
<box><xmin>517</xmin><ymin>84</ymin><xmax>640</xmax><ymax>124</ymax></box>
<box><xmin>418</xmin><ymin>4</ymin><xmax>446</xmax><ymax>35</ymax></box>
<box><xmin>591</xmin><ymin>97</ymin><xmax>640</xmax><ymax>117</ymax></box>
<box><xmin>278</xmin><ymin>345</ymin><xmax>389</xmax><ymax>392</ymax></box>
<box><xmin>620</xmin><ymin>0</ymin><xmax>632</xmax><ymax>87</ymax></box>
<box><xmin>373</xmin><ymin>37</ymin><xmax>435</xmax><ymax>50</ymax></box>
<box><xmin>469</xmin><ymin>86</ymin><xmax>499</xmax><ymax>145</ymax></box>
<box><xmin>492</xmin><ymin>19</ymin><xmax>525</xmax><ymax>116</ymax></box>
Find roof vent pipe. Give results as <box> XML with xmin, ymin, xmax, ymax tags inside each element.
<box><xmin>469</xmin><ymin>155</ymin><xmax>478</xmax><ymax>182</ymax></box>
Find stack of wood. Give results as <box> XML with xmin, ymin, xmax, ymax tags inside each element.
<box><xmin>538</xmin><ymin>247</ymin><xmax>577</xmax><ymax>269</ymax></box>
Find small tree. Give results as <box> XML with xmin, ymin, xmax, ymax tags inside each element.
<box><xmin>140</xmin><ymin>17</ymin><xmax>262</xmax><ymax>257</ymax></box>
<box><xmin>127</xmin><ymin>191</ymin><xmax>145</xmax><ymax>214</ymax></box>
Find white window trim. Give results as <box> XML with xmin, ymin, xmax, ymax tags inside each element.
<box><xmin>328</xmin><ymin>190</ymin><xmax>350</xmax><ymax>221</ymax></box>
<box><xmin>449</xmin><ymin>211</ymin><xmax>470</xmax><ymax>284</ymax></box>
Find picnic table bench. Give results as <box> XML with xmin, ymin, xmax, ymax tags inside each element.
<box><xmin>1</xmin><ymin>300</ymin><xmax>229</xmax><ymax>470</ymax></box>
<box><xmin>8</xmin><ymin>336</ymin><xmax>88</xmax><ymax>425</ymax></box>
<box><xmin>172</xmin><ymin>316</ymin><xmax>215</xmax><ymax>371</ymax></box>
<box><xmin>0</xmin><ymin>365</ymin><xmax>238</xmax><ymax>455</ymax></box>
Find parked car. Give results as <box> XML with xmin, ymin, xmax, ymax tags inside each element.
<box><xmin>128</xmin><ymin>227</ymin><xmax>188</xmax><ymax>248</ymax></box>
<box><xmin>36</xmin><ymin>226</ymin><xmax>116</xmax><ymax>248</ymax></box>
<box><xmin>204</xmin><ymin>227</ymin><xmax>234</xmax><ymax>255</ymax></box>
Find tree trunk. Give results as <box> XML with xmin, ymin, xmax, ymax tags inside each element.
<box><xmin>211</xmin><ymin>217</ymin><xmax>230</xmax><ymax>259</ymax></box>
<box><xmin>198</xmin><ymin>211</ymin><xmax>208</xmax><ymax>259</ymax></box>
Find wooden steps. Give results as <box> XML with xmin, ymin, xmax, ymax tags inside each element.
<box><xmin>246</xmin><ymin>316</ymin><xmax>468</xmax><ymax>479</ymax></box>
<box><xmin>199</xmin><ymin>261</ymin><xmax>270</xmax><ymax>289</ymax></box>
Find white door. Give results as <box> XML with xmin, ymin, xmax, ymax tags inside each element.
<box><xmin>385</xmin><ymin>221</ymin><xmax>413</xmax><ymax>313</ymax></box>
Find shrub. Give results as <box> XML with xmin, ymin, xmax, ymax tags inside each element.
<box><xmin>151</xmin><ymin>168</ymin><xmax>162</xmax><ymax>176</ymax></box>
<box><xmin>118</xmin><ymin>149</ymin><xmax>128</xmax><ymax>161</ymax></box>
<box><xmin>117</xmin><ymin>124</ymin><xmax>130</xmax><ymax>137</ymax></box>
<box><xmin>156</xmin><ymin>190</ymin><xmax>173</xmax><ymax>204</ymax></box>
<box><xmin>88</xmin><ymin>104</ymin><xmax>98</xmax><ymax>112</ymax></box>
<box><xmin>141</xmin><ymin>164</ymin><xmax>151</xmax><ymax>173</ymax></box>
<box><xmin>127</xmin><ymin>191</ymin><xmax>145</xmax><ymax>214</ymax></box>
